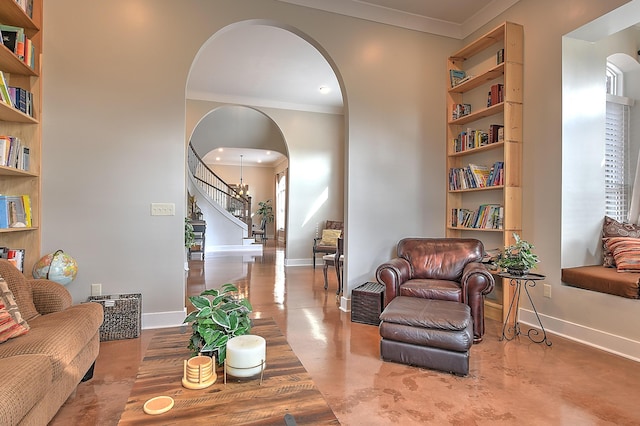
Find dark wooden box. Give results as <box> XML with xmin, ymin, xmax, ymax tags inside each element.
<box><xmin>351</xmin><ymin>282</ymin><xmax>385</xmax><ymax>325</ymax></box>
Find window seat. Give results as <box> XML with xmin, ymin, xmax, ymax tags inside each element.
<box><xmin>561</xmin><ymin>265</ymin><xmax>640</xmax><ymax>299</ymax></box>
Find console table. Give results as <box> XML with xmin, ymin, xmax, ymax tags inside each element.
<box><xmin>498</xmin><ymin>272</ymin><xmax>552</xmax><ymax>346</ymax></box>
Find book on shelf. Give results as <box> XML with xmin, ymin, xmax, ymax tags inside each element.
<box><xmin>0</xmin><ymin>24</ymin><xmax>35</xmax><ymax>69</ymax></box>
<box><xmin>450</xmin><ymin>70</ymin><xmax>473</xmax><ymax>87</ymax></box>
<box><xmin>496</xmin><ymin>49</ymin><xmax>504</xmax><ymax>64</ymax></box>
<box><xmin>0</xmin><ymin>194</ymin><xmax>31</xmax><ymax>228</ymax></box>
<box><xmin>0</xmin><ymin>71</ymin><xmax>12</xmax><ymax>107</ymax></box>
<box><xmin>451</xmin><ymin>204</ymin><xmax>503</xmax><ymax>230</ymax></box>
<box><xmin>452</xmin><ymin>103</ymin><xmax>471</xmax><ymax>120</ymax></box>
<box><xmin>449</xmin><ymin>163</ymin><xmax>492</xmax><ymax>190</ymax></box>
<box><xmin>486</xmin><ymin>161</ymin><xmax>504</xmax><ymax>186</ymax></box>
<box><xmin>0</xmin><ymin>135</ymin><xmax>29</xmax><ymax>170</ymax></box>
<box><xmin>14</xmin><ymin>0</ymin><xmax>34</xmax><ymax>18</ymax></box>
<box><xmin>8</xmin><ymin>87</ymin><xmax>33</xmax><ymax>117</ymax></box>
<box><xmin>0</xmin><ymin>247</ymin><xmax>25</xmax><ymax>272</ymax></box>
<box><xmin>487</xmin><ymin>84</ymin><xmax>503</xmax><ymax>107</ymax></box>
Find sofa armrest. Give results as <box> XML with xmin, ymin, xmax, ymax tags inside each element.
<box><xmin>29</xmin><ymin>279</ymin><xmax>72</xmax><ymax>314</ymax></box>
<box><xmin>376</xmin><ymin>257</ymin><xmax>412</xmax><ymax>307</ymax></box>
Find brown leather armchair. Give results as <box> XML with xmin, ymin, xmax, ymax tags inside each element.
<box><xmin>376</xmin><ymin>238</ymin><xmax>494</xmax><ymax>342</ymax></box>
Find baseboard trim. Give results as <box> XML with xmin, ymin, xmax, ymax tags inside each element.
<box><xmin>142</xmin><ymin>309</ymin><xmax>187</xmax><ymax>330</ymax></box>
<box><xmin>519</xmin><ymin>308</ymin><xmax>640</xmax><ymax>362</ymax></box>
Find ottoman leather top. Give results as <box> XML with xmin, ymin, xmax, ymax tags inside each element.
<box><xmin>380</xmin><ymin>296</ymin><xmax>471</xmax><ymax>331</ymax></box>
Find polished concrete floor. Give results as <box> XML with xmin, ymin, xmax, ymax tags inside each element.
<box><xmin>51</xmin><ymin>243</ymin><xmax>640</xmax><ymax>425</ymax></box>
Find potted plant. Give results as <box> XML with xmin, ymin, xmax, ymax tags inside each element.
<box><xmin>255</xmin><ymin>199</ymin><xmax>274</xmax><ymax>224</ymax></box>
<box><xmin>494</xmin><ymin>233</ymin><xmax>540</xmax><ymax>276</ymax></box>
<box><xmin>185</xmin><ymin>217</ymin><xmax>196</xmax><ymax>249</ymax></box>
<box><xmin>184</xmin><ymin>283</ymin><xmax>253</xmax><ymax>365</ymax></box>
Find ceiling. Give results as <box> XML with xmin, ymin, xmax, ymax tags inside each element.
<box><xmin>188</xmin><ymin>0</ymin><xmax>520</xmax><ymax>165</ymax></box>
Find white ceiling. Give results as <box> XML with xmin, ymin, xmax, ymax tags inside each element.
<box><xmin>188</xmin><ymin>0</ymin><xmax>520</xmax><ymax>165</ymax></box>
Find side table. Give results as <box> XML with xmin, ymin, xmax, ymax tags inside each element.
<box><xmin>498</xmin><ymin>272</ymin><xmax>552</xmax><ymax>346</ymax></box>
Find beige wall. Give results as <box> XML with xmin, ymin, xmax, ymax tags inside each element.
<box><xmin>42</xmin><ymin>0</ymin><xmax>638</xmax><ymax>357</ymax></box>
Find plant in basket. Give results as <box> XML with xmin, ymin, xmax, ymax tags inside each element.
<box><xmin>494</xmin><ymin>233</ymin><xmax>540</xmax><ymax>276</ymax></box>
<box><xmin>184</xmin><ymin>283</ymin><xmax>252</xmax><ymax>365</ymax></box>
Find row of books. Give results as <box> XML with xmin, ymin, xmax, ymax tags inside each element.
<box><xmin>449</xmin><ymin>162</ymin><xmax>499</xmax><ymax>190</ymax></box>
<box><xmin>453</xmin><ymin>124</ymin><xmax>504</xmax><ymax>152</ymax></box>
<box><xmin>487</xmin><ymin>83</ymin><xmax>504</xmax><ymax>107</ymax></box>
<box><xmin>0</xmin><ymin>135</ymin><xmax>29</xmax><ymax>170</ymax></box>
<box><xmin>0</xmin><ymin>194</ymin><xmax>32</xmax><ymax>228</ymax></box>
<box><xmin>0</xmin><ymin>24</ymin><xmax>36</xmax><ymax>69</ymax></box>
<box><xmin>14</xmin><ymin>0</ymin><xmax>34</xmax><ymax>18</ymax></box>
<box><xmin>0</xmin><ymin>247</ymin><xmax>24</xmax><ymax>272</ymax></box>
<box><xmin>451</xmin><ymin>204</ymin><xmax>503</xmax><ymax>230</ymax></box>
<box><xmin>0</xmin><ymin>71</ymin><xmax>34</xmax><ymax>116</ymax></box>
<box><xmin>452</xmin><ymin>103</ymin><xmax>471</xmax><ymax>120</ymax></box>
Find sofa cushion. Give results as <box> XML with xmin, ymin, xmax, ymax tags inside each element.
<box><xmin>380</xmin><ymin>296</ymin><xmax>471</xmax><ymax>331</ymax></box>
<box><xmin>400</xmin><ymin>279</ymin><xmax>461</xmax><ymax>302</ymax></box>
<box><xmin>0</xmin><ymin>281</ymin><xmax>29</xmax><ymax>343</ymax></box>
<box><xmin>0</xmin><ymin>354</ymin><xmax>52</xmax><ymax>425</ymax></box>
<box><xmin>0</xmin><ymin>302</ymin><xmax>103</xmax><ymax>380</ymax></box>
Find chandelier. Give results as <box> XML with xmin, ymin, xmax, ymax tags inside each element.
<box><xmin>238</xmin><ymin>154</ymin><xmax>249</xmax><ymax>197</ymax></box>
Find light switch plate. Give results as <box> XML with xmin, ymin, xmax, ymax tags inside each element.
<box><xmin>151</xmin><ymin>203</ymin><xmax>175</xmax><ymax>216</ymax></box>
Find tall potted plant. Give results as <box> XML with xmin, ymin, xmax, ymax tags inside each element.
<box><xmin>255</xmin><ymin>199</ymin><xmax>274</xmax><ymax>225</ymax></box>
<box><xmin>184</xmin><ymin>283</ymin><xmax>253</xmax><ymax>365</ymax></box>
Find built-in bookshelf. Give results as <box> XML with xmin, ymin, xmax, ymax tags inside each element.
<box><xmin>0</xmin><ymin>0</ymin><xmax>41</xmax><ymax>274</ymax></box>
<box><xmin>446</xmin><ymin>22</ymin><xmax>523</xmax><ymax>324</ymax></box>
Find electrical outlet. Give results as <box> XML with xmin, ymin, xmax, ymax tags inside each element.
<box><xmin>151</xmin><ymin>203</ymin><xmax>175</xmax><ymax>216</ymax></box>
<box><xmin>543</xmin><ymin>284</ymin><xmax>551</xmax><ymax>298</ymax></box>
<box><xmin>91</xmin><ymin>283</ymin><xmax>102</xmax><ymax>297</ymax></box>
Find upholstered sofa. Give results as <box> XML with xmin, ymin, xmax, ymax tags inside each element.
<box><xmin>376</xmin><ymin>238</ymin><xmax>494</xmax><ymax>342</ymax></box>
<box><xmin>0</xmin><ymin>260</ymin><xmax>103</xmax><ymax>425</ymax></box>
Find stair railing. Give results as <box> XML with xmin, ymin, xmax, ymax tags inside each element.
<box><xmin>188</xmin><ymin>143</ymin><xmax>252</xmax><ymax>235</ymax></box>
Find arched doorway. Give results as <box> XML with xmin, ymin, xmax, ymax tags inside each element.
<box><xmin>185</xmin><ymin>21</ymin><xmax>346</xmax><ymax>265</ymax></box>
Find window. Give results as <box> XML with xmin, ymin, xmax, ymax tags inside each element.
<box><xmin>604</xmin><ymin>99</ymin><xmax>630</xmax><ymax>222</ymax></box>
<box><xmin>604</xmin><ymin>61</ymin><xmax>631</xmax><ymax>222</ymax></box>
<box><xmin>276</xmin><ymin>172</ymin><xmax>286</xmax><ymax>230</ymax></box>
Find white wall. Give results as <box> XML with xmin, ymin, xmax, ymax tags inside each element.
<box><xmin>43</xmin><ymin>0</ymin><xmax>639</xmax><ymax>357</ymax></box>
<box><xmin>43</xmin><ymin>0</ymin><xmax>450</xmax><ymax>325</ymax></box>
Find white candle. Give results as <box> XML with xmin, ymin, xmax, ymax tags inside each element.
<box><xmin>226</xmin><ymin>335</ymin><xmax>266</xmax><ymax>378</ymax></box>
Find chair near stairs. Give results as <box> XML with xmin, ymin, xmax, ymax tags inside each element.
<box><xmin>252</xmin><ymin>217</ymin><xmax>267</xmax><ymax>244</ymax></box>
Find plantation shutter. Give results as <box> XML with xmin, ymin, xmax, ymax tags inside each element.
<box><xmin>604</xmin><ymin>100</ymin><xmax>629</xmax><ymax>222</ymax></box>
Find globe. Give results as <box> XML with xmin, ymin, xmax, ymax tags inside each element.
<box><xmin>32</xmin><ymin>250</ymin><xmax>78</xmax><ymax>286</ymax></box>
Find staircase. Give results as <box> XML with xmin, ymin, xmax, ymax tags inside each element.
<box><xmin>188</xmin><ymin>144</ymin><xmax>257</xmax><ymax>248</ymax></box>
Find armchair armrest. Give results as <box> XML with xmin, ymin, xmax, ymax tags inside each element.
<box><xmin>460</xmin><ymin>262</ymin><xmax>495</xmax><ymax>342</ymax></box>
<box><xmin>29</xmin><ymin>279</ymin><xmax>72</xmax><ymax>314</ymax></box>
<box><xmin>460</xmin><ymin>262</ymin><xmax>495</xmax><ymax>298</ymax></box>
<box><xmin>376</xmin><ymin>257</ymin><xmax>412</xmax><ymax>307</ymax></box>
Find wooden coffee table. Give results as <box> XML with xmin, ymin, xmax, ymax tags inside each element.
<box><xmin>118</xmin><ymin>318</ymin><xmax>338</xmax><ymax>425</ymax></box>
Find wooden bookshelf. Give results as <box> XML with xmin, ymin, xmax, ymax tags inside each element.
<box><xmin>0</xmin><ymin>0</ymin><xmax>41</xmax><ymax>274</ymax></box>
<box><xmin>446</xmin><ymin>22</ymin><xmax>524</xmax><ymax>324</ymax></box>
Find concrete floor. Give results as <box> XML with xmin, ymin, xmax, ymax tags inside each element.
<box><xmin>51</xmin><ymin>243</ymin><xmax>640</xmax><ymax>425</ymax></box>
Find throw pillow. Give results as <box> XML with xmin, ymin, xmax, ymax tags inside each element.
<box><xmin>320</xmin><ymin>229</ymin><xmax>342</xmax><ymax>246</ymax></box>
<box><xmin>605</xmin><ymin>237</ymin><xmax>640</xmax><ymax>272</ymax></box>
<box><xmin>0</xmin><ymin>280</ymin><xmax>29</xmax><ymax>343</ymax></box>
<box><xmin>602</xmin><ymin>216</ymin><xmax>640</xmax><ymax>267</ymax></box>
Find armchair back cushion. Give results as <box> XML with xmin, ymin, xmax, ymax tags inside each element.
<box><xmin>397</xmin><ymin>238</ymin><xmax>484</xmax><ymax>281</ymax></box>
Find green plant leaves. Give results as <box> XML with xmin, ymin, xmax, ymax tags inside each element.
<box><xmin>184</xmin><ymin>283</ymin><xmax>253</xmax><ymax>363</ymax></box>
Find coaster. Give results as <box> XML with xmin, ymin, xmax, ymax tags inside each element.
<box><xmin>143</xmin><ymin>396</ymin><xmax>174</xmax><ymax>415</ymax></box>
<box><xmin>181</xmin><ymin>374</ymin><xmax>217</xmax><ymax>389</ymax></box>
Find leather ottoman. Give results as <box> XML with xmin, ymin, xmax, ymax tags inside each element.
<box><xmin>379</xmin><ymin>296</ymin><xmax>473</xmax><ymax>376</ymax></box>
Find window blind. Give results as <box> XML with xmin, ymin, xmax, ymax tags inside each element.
<box><xmin>605</xmin><ymin>100</ymin><xmax>630</xmax><ymax>222</ymax></box>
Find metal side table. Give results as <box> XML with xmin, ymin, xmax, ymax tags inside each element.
<box><xmin>499</xmin><ymin>272</ymin><xmax>552</xmax><ymax>346</ymax></box>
